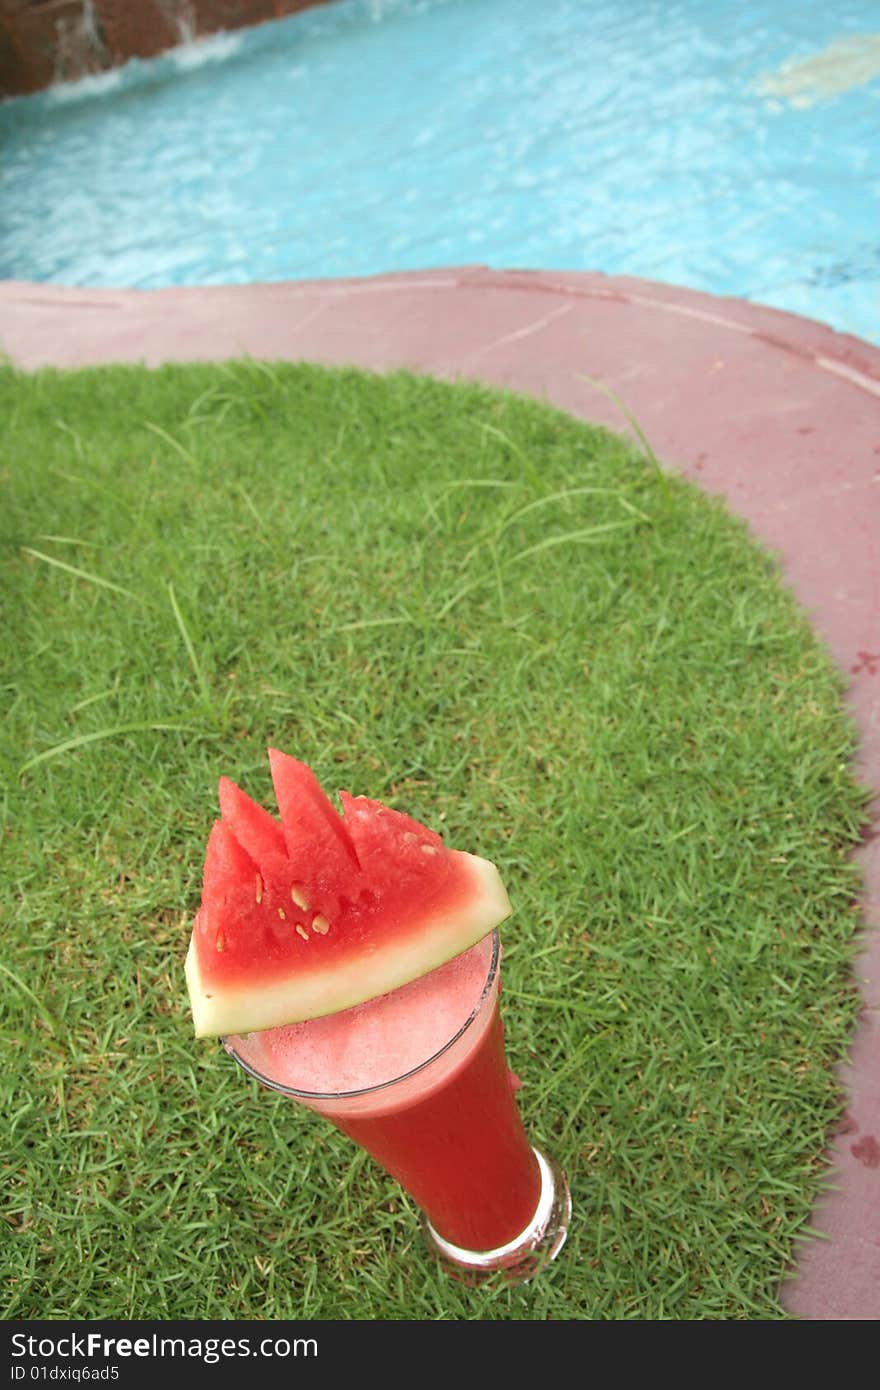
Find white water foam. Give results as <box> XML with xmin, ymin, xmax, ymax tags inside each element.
<box><xmin>45</xmin><ymin>28</ymin><xmax>244</xmax><ymax>105</ymax></box>
<box><xmin>169</xmin><ymin>31</ymin><xmax>245</xmax><ymax>73</ymax></box>
<box><xmin>47</xmin><ymin>67</ymin><xmax>124</xmax><ymax>104</ymax></box>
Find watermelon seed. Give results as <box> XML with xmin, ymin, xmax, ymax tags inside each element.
<box><xmin>291</xmin><ymin>885</ymin><xmax>310</xmax><ymax>911</ymax></box>
<box><xmin>312</xmin><ymin>914</ymin><xmax>330</xmax><ymax>935</ymax></box>
<box><xmin>296</xmin><ymin>925</ymin><xmax>310</xmax><ymax>941</ymax></box>
<box><xmin>215</xmin><ymin>932</ymin><xmax>226</xmax><ymax>952</ymax></box>
<box><xmin>420</xmin><ymin>843</ymin><xmax>438</xmax><ymax>856</ymax></box>
<box><xmin>255</xmin><ymin>874</ymin><xmax>263</xmax><ymax>905</ymax></box>
<box><xmin>277</xmin><ymin>908</ymin><xmax>286</xmax><ymax>920</ymax></box>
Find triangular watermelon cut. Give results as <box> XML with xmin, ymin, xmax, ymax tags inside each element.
<box><xmin>202</xmin><ymin>818</ymin><xmax>257</xmax><ymax>901</ymax></box>
<box><xmin>218</xmin><ymin>775</ymin><xmax>288</xmax><ymax>873</ymax></box>
<box><xmin>268</xmin><ymin>748</ymin><xmax>362</xmax><ymax>919</ymax></box>
<box><xmin>184</xmin><ymin>750</ymin><xmax>512</xmax><ymax>1038</ymax></box>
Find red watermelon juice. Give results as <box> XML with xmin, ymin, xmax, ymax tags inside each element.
<box><xmin>226</xmin><ymin>931</ymin><xmax>569</xmax><ymax>1276</ymax></box>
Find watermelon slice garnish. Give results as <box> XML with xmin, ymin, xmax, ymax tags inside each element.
<box><xmin>184</xmin><ymin>750</ymin><xmax>512</xmax><ymax>1038</ymax></box>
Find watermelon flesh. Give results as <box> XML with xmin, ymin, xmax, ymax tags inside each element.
<box><xmin>184</xmin><ymin>749</ymin><xmax>512</xmax><ymax>1038</ymax></box>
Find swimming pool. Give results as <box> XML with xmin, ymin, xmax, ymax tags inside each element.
<box><xmin>2</xmin><ymin>0</ymin><xmax>879</xmax><ymax>343</ymax></box>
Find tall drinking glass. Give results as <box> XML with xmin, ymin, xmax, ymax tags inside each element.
<box><xmin>224</xmin><ymin>930</ymin><xmax>570</xmax><ymax>1283</ymax></box>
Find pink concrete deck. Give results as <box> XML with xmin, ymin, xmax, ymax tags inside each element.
<box><xmin>2</xmin><ymin>267</ymin><xmax>879</xmax><ymax>1319</ymax></box>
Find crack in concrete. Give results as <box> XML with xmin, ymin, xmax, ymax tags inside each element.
<box><xmin>461</xmin><ymin>300</ymin><xmax>575</xmax><ymax>362</ymax></box>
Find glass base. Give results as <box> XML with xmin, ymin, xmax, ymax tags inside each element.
<box><xmin>421</xmin><ymin>1147</ymin><xmax>571</xmax><ymax>1286</ymax></box>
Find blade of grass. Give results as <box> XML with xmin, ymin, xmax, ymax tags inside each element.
<box><xmin>53</xmin><ymin>417</ymin><xmax>86</xmax><ymax>459</ymax></box>
<box><xmin>579</xmin><ymin>373</ymin><xmax>671</xmax><ymax>501</ymax></box>
<box><xmin>167</xmin><ymin>582</ymin><xmax>216</xmax><ymax>717</ymax></box>
<box><xmin>143</xmin><ymin>421</ymin><xmax>201</xmax><ymax>468</ymax></box>
<box><xmin>332</xmin><ymin>614</ymin><xmax>416</xmax><ymax>633</ymax></box>
<box><xmin>478</xmin><ymin>422</ymin><xmax>541</xmax><ymax>487</ymax></box>
<box><xmin>35</xmin><ymin>535</ymin><xmax>102</xmax><ymax>549</ymax></box>
<box><xmin>527</xmin><ymin>1029</ymin><xmax>611</xmax><ymax>1105</ymax></box>
<box><xmin>0</xmin><ymin>960</ymin><xmax>60</xmax><ymax>1035</ymax></box>
<box><xmin>508</xmin><ymin>518</ymin><xmax>641</xmax><ymax>563</ymax></box>
<box><xmin>496</xmin><ymin>485</ymin><xmax>652</xmax><ymax>532</ymax></box>
<box><xmin>437</xmin><ymin>478</ymin><xmax>520</xmax><ymax>492</ymax></box>
<box><xmin>48</xmin><ymin>468</ymin><xmax>137</xmax><ymax>520</ymax></box>
<box><xmin>233</xmin><ymin>481</ymin><xmax>270</xmax><ymax>538</ymax></box>
<box><xmin>18</xmin><ymin>721</ymin><xmax>196</xmax><ymax>774</ymax></box>
<box><xmin>67</xmin><ymin>678</ymin><xmax>121</xmax><ymax>715</ymax></box>
<box><xmin>21</xmin><ymin>548</ymin><xmax>140</xmax><ymax>602</ymax></box>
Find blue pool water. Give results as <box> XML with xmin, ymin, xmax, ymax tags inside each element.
<box><xmin>2</xmin><ymin>0</ymin><xmax>879</xmax><ymax>342</ymax></box>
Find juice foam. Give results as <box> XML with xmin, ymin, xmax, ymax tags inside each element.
<box><xmin>228</xmin><ymin>933</ymin><xmax>495</xmax><ymax>1112</ymax></box>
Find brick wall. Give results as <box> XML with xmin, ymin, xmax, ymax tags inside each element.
<box><xmin>1</xmin><ymin>0</ymin><xmax>336</xmax><ymax>97</ymax></box>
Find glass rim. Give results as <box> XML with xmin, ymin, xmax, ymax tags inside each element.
<box><xmin>223</xmin><ymin>928</ymin><xmax>501</xmax><ymax>1103</ymax></box>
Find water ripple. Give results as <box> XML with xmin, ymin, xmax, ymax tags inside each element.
<box><xmin>1</xmin><ymin>0</ymin><xmax>878</xmax><ymax>341</ymax></box>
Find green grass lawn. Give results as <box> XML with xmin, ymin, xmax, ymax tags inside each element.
<box><xmin>0</xmin><ymin>360</ymin><xmax>868</xmax><ymax>1320</ymax></box>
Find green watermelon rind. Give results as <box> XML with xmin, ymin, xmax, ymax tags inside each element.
<box><xmin>185</xmin><ymin>850</ymin><xmax>511</xmax><ymax>1038</ymax></box>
